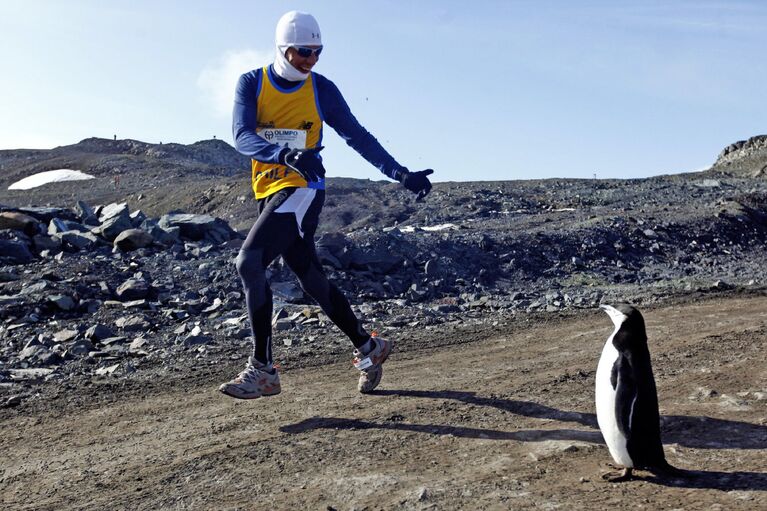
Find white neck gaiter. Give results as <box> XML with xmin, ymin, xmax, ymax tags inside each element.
<box><xmin>272</xmin><ymin>11</ymin><xmax>322</xmax><ymax>82</ymax></box>
<box><xmin>273</xmin><ymin>45</ymin><xmax>309</xmax><ymax>82</ymax></box>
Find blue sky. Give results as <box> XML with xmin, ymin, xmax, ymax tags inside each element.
<box><xmin>1</xmin><ymin>1</ymin><xmax>765</xmax><ymax>182</ymax></box>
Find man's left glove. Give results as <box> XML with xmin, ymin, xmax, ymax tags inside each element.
<box><xmin>396</xmin><ymin>168</ymin><xmax>433</xmax><ymax>200</ymax></box>
<box><xmin>282</xmin><ymin>146</ymin><xmax>326</xmax><ymax>182</ymax></box>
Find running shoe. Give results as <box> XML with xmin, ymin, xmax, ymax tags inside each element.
<box><xmin>219</xmin><ymin>357</ymin><xmax>281</xmax><ymax>399</ymax></box>
<box><xmin>353</xmin><ymin>336</ymin><xmax>393</xmax><ymax>394</ymax></box>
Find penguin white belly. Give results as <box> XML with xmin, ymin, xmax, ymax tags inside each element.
<box><xmin>595</xmin><ymin>337</ymin><xmax>634</xmax><ymax>468</ymax></box>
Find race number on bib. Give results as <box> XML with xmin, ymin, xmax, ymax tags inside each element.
<box><xmin>257</xmin><ymin>128</ymin><xmax>307</xmax><ymax>149</ymax></box>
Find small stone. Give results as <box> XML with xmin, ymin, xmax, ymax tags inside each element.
<box><xmin>2</xmin><ymin>395</ymin><xmax>24</xmax><ymax>408</ymax></box>
<box><xmin>53</xmin><ymin>329</ymin><xmax>79</xmax><ymax>343</ymax></box>
<box><xmin>115</xmin><ymin>279</ymin><xmax>150</xmax><ymax>301</ymax></box>
<box><xmin>95</xmin><ymin>363</ymin><xmax>120</xmax><ymax>376</ymax></box>
<box><xmin>48</xmin><ymin>295</ymin><xmax>76</xmax><ymax>311</ymax></box>
<box><xmin>19</xmin><ymin>344</ymin><xmax>47</xmax><ymax>361</ymax></box>
<box><xmin>183</xmin><ymin>334</ymin><xmax>212</xmax><ymax>347</ymax></box>
<box><xmin>274</xmin><ymin>319</ymin><xmax>293</xmax><ymax>331</ymax></box>
<box><xmin>115</xmin><ymin>316</ymin><xmax>151</xmax><ymax>332</ymax></box>
<box><xmin>129</xmin><ymin>337</ymin><xmax>149</xmax><ymax>351</ymax></box>
<box><xmin>69</xmin><ymin>339</ymin><xmax>95</xmax><ymax>356</ymax></box>
<box><xmin>85</xmin><ymin>324</ymin><xmax>114</xmax><ymax>341</ymax></box>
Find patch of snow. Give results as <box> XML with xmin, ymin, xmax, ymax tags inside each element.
<box><xmin>421</xmin><ymin>223</ymin><xmax>459</xmax><ymax>232</ymax></box>
<box><xmin>8</xmin><ymin>169</ymin><xmax>95</xmax><ymax>190</ymax></box>
<box><xmin>384</xmin><ymin>223</ymin><xmax>459</xmax><ymax>234</ymax></box>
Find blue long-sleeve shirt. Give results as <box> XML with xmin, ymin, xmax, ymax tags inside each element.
<box><xmin>232</xmin><ymin>65</ymin><xmax>406</xmax><ymax>180</ymax></box>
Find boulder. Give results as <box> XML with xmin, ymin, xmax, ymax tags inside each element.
<box><xmin>97</xmin><ymin>212</ymin><xmax>133</xmax><ymax>241</ymax></box>
<box><xmin>158</xmin><ymin>213</ymin><xmax>237</xmax><ymax>242</ymax></box>
<box><xmin>0</xmin><ymin>239</ymin><xmax>34</xmax><ymax>263</ymax></box>
<box><xmin>148</xmin><ymin>224</ymin><xmax>180</xmax><ymax>246</ymax></box>
<box><xmin>56</xmin><ymin>231</ymin><xmax>101</xmax><ymax>251</ymax></box>
<box><xmin>0</xmin><ymin>212</ymin><xmax>39</xmax><ymax>235</ymax></box>
<box><xmin>11</xmin><ymin>207</ymin><xmax>77</xmax><ymax>223</ymax></box>
<box><xmin>129</xmin><ymin>210</ymin><xmax>147</xmax><ymax>227</ymax></box>
<box><xmin>74</xmin><ymin>200</ymin><xmax>96</xmax><ymax>221</ymax></box>
<box><xmin>99</xmin><ymin>203</ymin><xmax>130</xmax><ymax>222</ymax></box>
<box><xmin>33</xmin><ymin>234</ymin><xmax>62</xmax><ymax>253</ymax></box>
<box><xmin>48</xmin><ymin>218</ymin><xmax>88</xmax><ymax>235</ymax></box>
<box><xmin>114</xmin><ymin>229</ymin><xmax>154</xmax><ymax>251</ymax></box>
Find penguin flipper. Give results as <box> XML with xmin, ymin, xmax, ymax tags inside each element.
<box><xmin>613</xmin><ymin>355</ymin><xmax>637</xmax><ymax>440</ymax></box>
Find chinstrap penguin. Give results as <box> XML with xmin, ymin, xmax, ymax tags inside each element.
<box><xmin>596</xmin><ymin>303</ymin><xmax>679</xmax><ymax>481</ymax></box>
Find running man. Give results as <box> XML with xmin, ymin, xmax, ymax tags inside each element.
<box><xmin>219</xmin><ymin>11</ymin><xmax>434</xmax><ymax>399</ymax></box>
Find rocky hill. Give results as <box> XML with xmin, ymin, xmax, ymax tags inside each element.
<box><xmin>711</xmin><ymin>134</ymin><xmax>767</xmax><ymax>177</ymax></box>
<box><xmin>1</xmin><ymin>136</ymin><xmax>767</xmax><ymax>409</ymax></box>
<box><xmin>0</xmin><ymin>137</ymin><xmax>249</xmax><ymax>183</ymax></box>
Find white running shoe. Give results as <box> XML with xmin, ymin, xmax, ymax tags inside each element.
<box><xmin>219</xmin><ymin>357</ymin><xmax>281</xmax><ymax>399</ymax></box>
<box><xmin>353</xmin><ymin>337</ymin><xmax>393</xmax><ymax>394</ymax></box>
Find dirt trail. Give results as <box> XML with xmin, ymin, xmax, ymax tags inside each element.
<box><xmin>2</xmin><ymin>296</ymin><xmax>766</xmax><ymax>510</ymax></box>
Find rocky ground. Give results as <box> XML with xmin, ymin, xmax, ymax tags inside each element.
<box><xmin>1</xmin><ymin>296</ymin><xmax>765</xmax><ymax>510</ymax></box>
<box><xmin>0</xmin><ymin>137</ymin><xmax>766</xmax><ymax>509</ymax></box>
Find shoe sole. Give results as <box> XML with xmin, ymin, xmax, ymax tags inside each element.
<box><xmin>218</xmin><ymin>386</ymin><xmax>281</xmax><ymax>400</ymax></box>
<box><xmin>358</xmin><ymin>366</ymin><xmax>382</xmax><ymax>394</ymax></box>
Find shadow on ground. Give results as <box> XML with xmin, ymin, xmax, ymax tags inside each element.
<box><xmin>279</xmin><ymin>389</ymin><xmax>767</xmax><ymax>491</ymax></box>
<box><xmin>644</xmin><ymin>470</ymin><xmax>767</xmax><ymax>491</ymax></box>
<box><xmin>372</xmin><ymin>389</ymin><xmax>767</xmax><ymax>450</ymax></box>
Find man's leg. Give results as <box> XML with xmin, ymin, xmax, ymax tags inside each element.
<box><xmin>219</xmin><ymin>189</ymin><xmax>302</xmax><ymax>399</ymax></box>
<box><xmin>236</xmin><ymin>248</ymin><xmax>277</xmax><ymax>366</ymax></box>
<box><xmin>282</xmin><ymin>230</ymin><xmax>393</xmax><ymax>393</ymax></box>
<box><xmin>282</xmin><ymin>239</ymin><xmax>370</xmax><ymax>348</ymax></box>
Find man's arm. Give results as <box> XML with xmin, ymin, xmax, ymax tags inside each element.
<box><xmin>232</xmin><ymin>70</ymin><xmax>288</xmax><ymax>163</ymax></box>
<box><xmin>315</xmin><ymin>75</ymin><xmax>407</xmax><ymax>180</ymax></box>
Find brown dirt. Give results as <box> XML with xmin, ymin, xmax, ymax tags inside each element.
<box><xmin>1</xmin><ymin>295</ymin><xmax>766</xmax><ymax>510</ymax></box>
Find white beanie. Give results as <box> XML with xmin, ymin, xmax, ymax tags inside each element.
<box><xmin>273</xmin><ymin>11</ymin><xmax>322</xmax><ymax>82</ymax></box>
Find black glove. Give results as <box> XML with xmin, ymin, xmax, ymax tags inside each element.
<box><xmin>396</xmin><ymin>168</ymin><xmax>433</xmax><ymax>200</ymax></box>
<box><xmin>282</xmin><ymin>146</ymin><xmax>326</xmax><ymax>182</ymax></box>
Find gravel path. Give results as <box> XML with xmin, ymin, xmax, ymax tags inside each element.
<box><xmin>2</xmin><ymin>294</ymin><xmax>765</xmax><ymax>510</ymax></box>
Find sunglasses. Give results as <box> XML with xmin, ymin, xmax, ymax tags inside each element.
<box><xmin>294</xmin><ymin>46</ymin><xmax>323</xmax><ymax>58</ymax></box>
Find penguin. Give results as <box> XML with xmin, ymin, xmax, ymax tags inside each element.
<box><xmin>595</xmin><ymin>303</ymin><xmax>675</xmax><ymax>481</ymax></box>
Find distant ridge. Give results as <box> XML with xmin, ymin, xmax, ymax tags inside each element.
<box><xmin>712</xmin><ymin>134</ymin><xmax>767</xmax><ymax>177</ymax></box>
<box><xmin>0</xmin><ymin>137</ymin><xmax>250</xmax><ymax>184</ymax></box>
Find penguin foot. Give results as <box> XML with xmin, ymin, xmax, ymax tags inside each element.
<box><xmin>601</xmin><ymin>467</ymin><xmax>633</xmax><ymax>482</ymax></box>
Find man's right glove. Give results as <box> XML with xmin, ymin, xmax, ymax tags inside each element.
<box><xmin>281</xmin><ymin>146</ymin><xmax>326</xmax><ymax>182</ymax></box>
<box><xmin>396</xmin><ymin>168</ymin><xmax>433</xmax><ymax>200</ymax></box>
